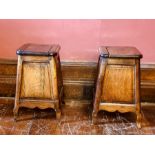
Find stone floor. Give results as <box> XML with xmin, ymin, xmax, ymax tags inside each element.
<box><xmin>0</xmin><ymin>102</ymin><xmax>155</xmax><ymax>135</ymax></box>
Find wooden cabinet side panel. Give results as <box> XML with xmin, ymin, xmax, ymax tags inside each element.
<box><xmin>101</xmin><ymin>65</ymin><xmax>134</xmax><ymax>103</ymax></box>
<box><xmin>20</xmin><ymin>62</ymin><xmax>51</xmax><ymax>99</ymax></box>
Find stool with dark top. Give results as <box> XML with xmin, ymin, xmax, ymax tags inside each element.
<box><xmin>92</xmin><ymin>46</ymin><xmax>143</xmax><ymax>128</ymax></box>
<box><xmin>14</xmin><ymin>43</ymin><xmax>64</xmax><ymax>121</ymax></box>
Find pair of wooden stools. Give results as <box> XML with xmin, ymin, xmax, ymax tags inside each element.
<box><xmin>13</xmin><ymin>44</ymin><xmax>142</xmax><ymax>128</ymax></box>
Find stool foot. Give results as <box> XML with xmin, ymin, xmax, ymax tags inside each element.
<box><xmin>92</xmin><ymin>112</ymin><xmax>98</xmax><ymax>125</ymax></box>
<box><xmin>136</xmin><ymin>113</ymin><xmax>142</xmax><ymax>129</ymax></box>
<box><xmin>14</xmin><ymin>115</ymin><xmax>18</xmax><ymax>122</ymax></box>
<box><xmin>13</xmin><ymin>106</ymin><xmax>19</xmax><ymax>122</ymax></box>
<box><xmin>56</xmin><ymin>111</ymin><xmax>61</xmax><ymax>120</ymax></box>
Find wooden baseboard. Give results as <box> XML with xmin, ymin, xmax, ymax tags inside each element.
<box><xmin>0</xmin><ymin>58</ymin><xmax>155</xmax><ymax>104</ymax></box>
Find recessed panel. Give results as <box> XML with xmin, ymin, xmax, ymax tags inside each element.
<box><xmin>20</xmin><ymin>62</ymin><xmax>51</xmax><ymax>99</ymax></box>
<box><xmin>101</xmin><ymin>65</ymin><xmax>134</xmax><ymax>103</ymax></box>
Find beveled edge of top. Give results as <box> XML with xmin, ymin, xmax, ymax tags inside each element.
<box><xmin>99</xmin><ymin>46</ymin><xmax>109</xmax><ymax>58</ymax></box>
<box><xmin>16</xmin><ymin>43</ymin><xmax>61</xmax><ymax>56</ymax></box>
<box><xmin>99</xmin><ymin>46</ymin><xmax>143</xmax><ymax>59</ymax></box>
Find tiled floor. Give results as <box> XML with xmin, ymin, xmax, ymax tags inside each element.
<box><xmin>0</xmin><ymin>102</ymin><xmax>155</xmax><ymax>135</ymax></box>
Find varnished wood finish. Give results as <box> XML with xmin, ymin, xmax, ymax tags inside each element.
<box><xmin>99</xmin><ymin>103</ymin><xmax>135</xmax><ymax>113</ymax></box>
<box><xmin>101</xmin><ymin>65</ymin><xmax>134</xmax><ymax>102</ymax></box>
<box><xmin>92</xmin><ymin>57</ymin><xmax>108</xmax><ymax>123</ymax></box>
<box><xmin>141</xmin><ymin>64</ymin><xmax>155</xmax><ymax>102</ymax></box>
<box><xmin>13</xmin><ymin>44</ymin><xmax>63</xmax><ymax>121</ymax></box>
<box><xmin>63</xmin><ymin>80</ymin><xmax>94</xmax><ymax>100</ymax></box>
<box><xmin>135</xmin><ymin>59</ymin><xmax>142</xmax><ymax>128</ymax></box>
<box><xmin>0</xmin><ymin>59</ymin><xmax>16</xmax><ymax>98</ymax></box>
<box><xmin>62</xmin><ymin>61</ymin><xmax>97</xmax><ymax>81</ymax></box>
<box><xmin>100</xmin><ymin>46</ymin><xmax>142</xmax><ymax>58</ymax></box>
<box><xmin>107</xmin><ymin>58</ymin><xmax>136</xmax><ymax>65</ymax></box>
<box><xmin>93</xmin><ymin>46</ymin><xmax>142</xmax><ymax>128</ymax></box>
<box><xmin>17</xmin><ymin>43</ymin><xmax>60</xmax><ymax>56</ymax></box>
<box><xmin>20</xmin><ymin>62</ymin><xmax>51</xmax><ymax>98</ymax></box>
<box><xmin>0</xmin><ymin>59</ymin><xmax>155</xmax><ymax>103</ymax></box>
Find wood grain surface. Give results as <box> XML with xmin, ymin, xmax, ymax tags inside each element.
<box><xmin>0</xmin><ymin>59</ymin><xmax>155</xmax><ymax>102</ymax></box>
<box><xmin>101</xmin><ymin>65</ymin><xmax>134</xmax><ymax>103</ymax></box>
<box><xmin>20</xmin><ymin>62</ymin><xmax>51</xmax><ymax>98</ymax></box>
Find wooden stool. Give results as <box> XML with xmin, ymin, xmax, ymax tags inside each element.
<box><xmin>13</xmin><ymin>43</ymin><xmax>63</xmax><ymax>121</ymax></box>
<box><xmin>92</xmin><ymin>46</ymin><xmax>143</xmax><ymax>128</ymax></box>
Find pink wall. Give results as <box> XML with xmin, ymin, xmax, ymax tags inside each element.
<box><xmin>0</xmin><ymin>19</ymin><xmax>155</xmax><ymax>63</ymax></box>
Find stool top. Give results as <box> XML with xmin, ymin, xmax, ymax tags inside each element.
<box><xmin>99</xmin><ymin>46</ymin><xmax>143</xmax><ymax>58</ymax></box>
<box><xmin>16</xmin><ymin>43</ymin><xmax>60</xmax><ymax>56</ymax></box>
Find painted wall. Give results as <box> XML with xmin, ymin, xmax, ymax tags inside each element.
<box><xmin>0</xmin><ymin>19</ymin><xmax>155</xmax><ymax>63</ymax></box>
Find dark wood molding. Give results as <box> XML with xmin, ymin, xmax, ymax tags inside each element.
<box><xmin>140</xmin><ymin>64</ymin><xmax>155</xmax><ymax>102</ymax></box>
<box><xmin>0</xmin><ymin>59</ymin><xmax>155</xmax><ymax>104</ymax></box>
<box><xmin>0</xmin><ymin>58</ymin><xmax>17</xmax><ymax>64</ymax></box>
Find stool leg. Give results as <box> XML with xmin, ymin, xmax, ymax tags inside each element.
<box><xmin>14</xmin><ymin>55</ymin><xmax>22</xmax><ymax>122</ymax></box>
<box><xmin>13</xmin><ymin>104</ymin><xmax>19</xmax><ymax>121</ymax></box>
<box><xmin>55</xmin><ymin>101</ymin><xmax>61</xmax><ymax>120</ymax></box>
<box><xmin>136</xmin><ymin>111</ymin><xmax>142</xmax><ymax>129</ymax></box>
<box><xmin>50</xmin><ymin>56</ymin><xmax>62</xmax><ymax>120</ymax></box>
<box><xmin>57</xmin><ymin>55</ymin><xmax>65</xmax><ymax>105</ymax></box>
<box><xmin>92</xmin><ymin>111</ymin><xmax>98</xmax><ymax>124</ymax></box>
<box><xmin>92</xmin><ymin>57</ymin><xmax>108</xmax><ymax>125</ymax></box>
<box><xmin>56</xmin><ymin>110</ymin><xmax>61</xmax><ymax>120</ymax></box>
<box><xmin>135</xmin><ymin>59</ymin><xmax>142</xmax><ymax>129</ymax></box>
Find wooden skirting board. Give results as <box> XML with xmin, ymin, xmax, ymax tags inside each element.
<box><xmin>0</xmin><ymin>58</ymin><xmax>155</xmax><ymax>104</ymax></box>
